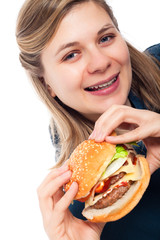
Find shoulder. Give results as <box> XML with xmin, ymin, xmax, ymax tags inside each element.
<box><xmin>145</xmin><ymin>43</ymin><xmax>160</xmax><ymax>62</ymax></box>
<box><xmin>49</xmin><ymin>119</ymin><xmax>61</xmax><ymax>161</ymax></box>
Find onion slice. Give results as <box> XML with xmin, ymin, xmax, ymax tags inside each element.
<box><xmin>100</xmin><ymin>157</ymin><xmax>127</xmax><ymax>180</ymax></box>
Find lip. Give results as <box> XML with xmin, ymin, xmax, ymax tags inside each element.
<box><xmin>84</xmin><ymin>73</ymin><xmax>119</xmax><ymax>89</ymax></box>
<box><xmin>85</xmin><ymin>73</ymin><xmax>120</xmax><ymax>96</ymax></box>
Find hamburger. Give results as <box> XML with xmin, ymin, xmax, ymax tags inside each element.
<box><xmin>65</xmin><ymin>138</ymin><xmax>150</xmax><ymax>222</ymax></box>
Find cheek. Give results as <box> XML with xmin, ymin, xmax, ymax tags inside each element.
<box><xmin>109</xmin><ymin>38</ymin><xmax>131</xmax><ymax>66</ymax></box>
<box><xmin>48</xmin><ymin>67</ymin><xmax>81</xmax><ymax>97</ymax></box>
<box><xmin>114</xmin><ymin>42</ymin><xmax>132</xmax><ymax>92</ymax></box>
<box><xmin>117</xmin><ymin>43</ymin><xmax>132</xmax><ymax>83</ymax></box>
<box><xmin>117</xmin><ymin>42</ymin><xmax>131</xmax><ymax>67</ymax></box>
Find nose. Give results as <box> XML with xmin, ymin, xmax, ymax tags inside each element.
<box><xmin>87</xmin><ymin>48</ymin><xmax>111</xmax><ymax>74</ymax></box>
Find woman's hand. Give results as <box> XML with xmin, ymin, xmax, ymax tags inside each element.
<box><xmin>37</xmin><ymin>162</ymin><xmax>105</xmax><ymax>240</ymax></box>
<box><xmin>89</xmin><ymin>104</ymin><xmax>160</xmax><ymax>174</ymax></box>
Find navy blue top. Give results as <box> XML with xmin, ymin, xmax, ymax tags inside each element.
<box><xmin>69</xmin><ymin>44</ymin><xmax>160</xmax><ymax>240</ymax></box>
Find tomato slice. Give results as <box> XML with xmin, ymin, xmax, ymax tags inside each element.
<box><xmin>95</xmin><ymin>181</ymin><xmax>105</xmax><ymax>193</ymax></box>
<box><xmin>95</xmin><ymin>178</ymin><xmax>111</xmax><ymax>194</ymax></box>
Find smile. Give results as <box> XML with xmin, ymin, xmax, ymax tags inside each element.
<box><xmin>85</xmin><ymin>74</ymin><xmax>119</xmax><ymax>92</ymax></box>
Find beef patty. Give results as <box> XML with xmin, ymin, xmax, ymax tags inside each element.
<box><xmin>90</xmin><ymin>180</ymin><xmax>133</xmax><ymax>209</ymax></box>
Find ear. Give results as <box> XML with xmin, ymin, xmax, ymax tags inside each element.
<box><xmin>38</xmin><ymin>76</ymin><xmax>56</xmax><ymax>98</ymax></box>
<box><xmin>47</xmin><ymin>84</ymin><xmax>56</xmax><ymax>98</ymax></box>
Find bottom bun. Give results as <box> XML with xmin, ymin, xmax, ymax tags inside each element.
<box><xmin>82</xmin><ymin>156</ymin><xmax>150</xmax><ymax>222</ymax></box>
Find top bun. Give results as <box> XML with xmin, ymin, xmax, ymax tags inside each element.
<box><xmin>65</xmin><ymin>140</ymin><xmax>116</xmax><ymax>200</ymax></box>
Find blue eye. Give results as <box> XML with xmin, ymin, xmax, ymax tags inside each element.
<box><xmin>65</xmin><ymin>53</ymin><xmax>75</xmax><ymax>60</ymax></box>
<box><xmin>100</xmin><ymin>35</ymin><xmax>114</xmax><ymax>44</ymax></box>
<box><xmin>63</xmin><ymin>52</ymin><xmax>78</xmax><ymax>61</ymax></box>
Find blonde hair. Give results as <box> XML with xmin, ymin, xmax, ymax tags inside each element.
<box><xmin>16</xmin><ymin>0</ymin><xmax>160</xmax><ymax>167</ymax></box>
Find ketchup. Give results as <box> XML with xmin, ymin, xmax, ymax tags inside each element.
<box><xmin>132</xmin><ymin>156</ymin><xmax>137</xmax><ymax>165</ymax></box>
<box><xmin>116</xmin><ymin>181</ymin><xmax>129</xmax><ymax>188</ymax></box>
<box><xmin>102</xmin><ymin>181</ymin><xmax>129</xmax><ymax>197</ymax></box>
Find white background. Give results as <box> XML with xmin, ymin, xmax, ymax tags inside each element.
<box><xmin>0</xmin><ymin>0</ymin><xmax>159</xmax><ymax>239</ymax></box>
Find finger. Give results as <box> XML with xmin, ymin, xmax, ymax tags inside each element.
<box><xmin>90</xmin><ymin>106</ymin><xmax>143</xmax><ymax>142</ymax></box>
<box><xmin>89</xmin><ymin>109</ymin><xmax>131</xmax><ymax>142</ymax></box>
<box><xmin>146</xmin><ymin>153</ymin><xmax>160</xmax><ymax>174</ymax></box>
<box><xmin>87</xmin><ymin>222</ymin><xmax>106</xmax><ymax>236</ymax></box>
<box><xmin>56</xmin><ymin>182</ymin><xmax>78</xmax><ymax>215</ymax></box>
<box><xmin>105</xmin><ymin>126</ymin><xmax>147</xmax><ymax>144</ymax></box>
<box><xmin>39</xmin><ymin>170</ymin><xmax>72</xmax><ymax>200</ymax></box>
<box><xmin>39</xmin><ymin>162</ymin><xmax>69</xmax><ymax>190</ymax></box>
<box><xmin>37</xmin><ymin>170</ymin><xmax>72</xmax><ymax>216</ymax></box>
<box><xmin>53</xmin><ymin>187</ymin><xmax>64</xmax><ymax>205</ymax></box>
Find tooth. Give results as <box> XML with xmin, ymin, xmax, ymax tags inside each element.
<box><xmin>87</xmin><ymin>76</ymin><xmax>117</xmax><ymax>90</ymax></box>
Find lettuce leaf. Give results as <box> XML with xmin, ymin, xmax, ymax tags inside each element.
<box><xmin>111</xmin><ymin>145</ymin><xmax>128</xmax><ymax>162</ymax></box>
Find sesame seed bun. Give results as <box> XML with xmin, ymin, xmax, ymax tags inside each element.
<box><xmin>65</xmin><ymin>140</ymin><xmax>116</xmax><ymax>199</ymax></box>
<box><xmin>65</xmin><ymin>139</ymin><xmax>150</xmax><ymax>223</ymax></box>
<box><xmin>82</xmin><ymin>156</ymin><xmax>150</xmax><ymax>222</ymax></box>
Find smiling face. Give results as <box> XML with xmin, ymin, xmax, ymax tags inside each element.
<box><xmin>41</xmin><ymin>1</ymin><xmax>132</xmax><ymax>121</ymax></box>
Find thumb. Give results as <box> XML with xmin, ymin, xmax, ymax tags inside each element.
<box><xmin>88</xmin><ymin>222</ymin><xmax>106</xmax><ymax>236</ymax></box>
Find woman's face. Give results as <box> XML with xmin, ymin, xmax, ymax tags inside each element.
<box><xmin>41</xmin><ymin>2</ymin><xmax>132</xmax><ymax>121</ymax></box>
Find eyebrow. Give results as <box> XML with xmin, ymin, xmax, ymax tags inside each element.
<box><xmin>55</xmin><ymin>23</ymin><xmax>115</xmax><ymax>56</ymax></box>
<box><xmin>56</xmin><ymin>41</ymin><xmax>80</xmax><ymax>56</ymax></box>
<box><xmin>97</xmin><ymin>23</ymin><xmax>115</xmax><ymax>35</ymax></box>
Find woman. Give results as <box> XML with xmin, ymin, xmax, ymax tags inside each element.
<box><xmin>16</xmin><ymin>0</ymin><xmax>160</xmax><ymax>239</ymax></box>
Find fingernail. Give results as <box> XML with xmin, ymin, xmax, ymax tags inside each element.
<box><xmin>94</xmin><ymin>132</ymin><xmax>105</xmax><ymax>142</ymax></box>
<box><xmin>70</xmin><ymin>182</ymin><xmax>78</xmax><ymax>191</ymax></box>
<box><xmin>62</xmin><ymin>170</ymin><xmax>72</xmax><ymax>178</ymax></box>
<box><xmin>89</xmin><ymin>130</ymin><xmax>96</xmax><ymax>139</ymax></box>
<box><xmin>63</xmin><ymin>160</ymin><xmax>69</xmax><ymax>167</ymax></box>
<box><xmin>59</xmin><ymin>163</ymin><xmax>69</xmax><ymax>172</ymax></box>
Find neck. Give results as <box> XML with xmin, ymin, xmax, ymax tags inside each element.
<box><xmin>125</xmin><ymin>98</ymin><xmax>132</xmax><ymax>107</ymax></box>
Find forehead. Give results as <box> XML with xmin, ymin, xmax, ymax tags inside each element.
<box><xmin>51</xmin><ymin>2</ymin><xmax>112</xmax><ymax>43</ymax></box>
<box><xmin>41</xmin><ymin>1</ymin><xmax>114</xmax><ymax>64</ymax></box>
